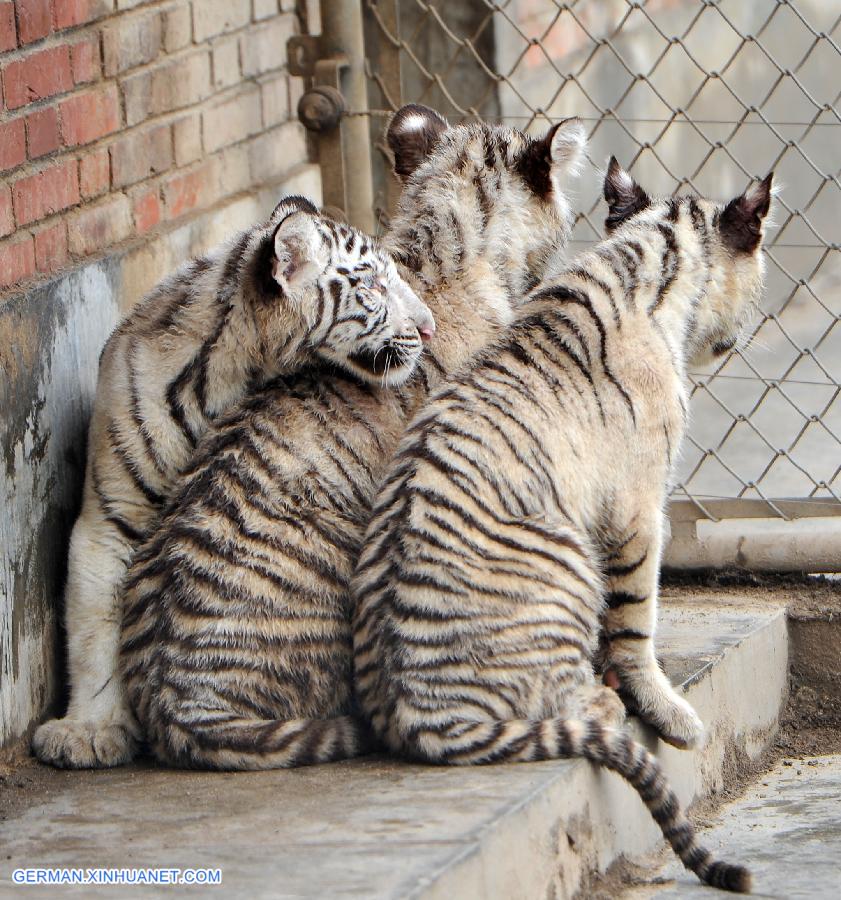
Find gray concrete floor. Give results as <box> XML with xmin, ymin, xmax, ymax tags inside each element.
<box><xmin>0</xmin><ymin>600</ymin><xmax>788</xmax><ymax>899</ymax></box>
<box><xmin>623</xmin><ymin>755</ymin><xmax>841</xmax><ymax>899</ymax></box>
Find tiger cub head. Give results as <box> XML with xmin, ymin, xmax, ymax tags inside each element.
<box><xmin>259</xmin><ymin>196</ymin><xmax>435</xmax><ymax>387</ymax></box>
<box><xmin>603</xmin><ymin>159</ymin><xmax>774</xmax><ymax>365</ymax></box>
<box><xmin>385</xmin><ymin>104</ymin><xmax>587</xmax><ymax>295</ymax></box>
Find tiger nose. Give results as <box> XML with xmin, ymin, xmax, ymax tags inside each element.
<box><xmin>416</xmin><ymin>309</ymin><xmax>436</xmax><ymax>343</ymax></box>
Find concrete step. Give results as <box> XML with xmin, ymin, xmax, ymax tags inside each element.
<box><xmin>618</xmin><ymin>754</ymin><xmax>841</xmax><ymax>899</ymax></box>
<box><xmin>0</xmin><ymin>599</ymin><xmax>788</xmax><ymax>900</ymax></box>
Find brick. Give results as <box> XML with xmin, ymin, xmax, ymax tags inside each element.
<box><xmin>2</xmin><ymin>45</ymin><xmax>73</xmax><ymax>109</ymax></box>
<box><xmin>240</xmin><ymin>16</ymin><xmax>295</xmax><ymax>77</ymax></box>
<box><xmin>59</xmin><ymin>84</ymin><xmax>120</xmax><ymax>146</ymax></box>
<box><xmin>172</xmin><ymin>114</ymin><xmax>201</xmax><ymax>166</ymax></box>
<box><xmin>131</xmin><ymin>183</ymin><xmax>160</xmax><ymax>233</ymax></box>
<box><xmin>0</xmin><ymin>118</ymin><xmax>26</xmax><ymax>171</ymax></box>
<box><xmin>53</xmin><ymin>0</ymin><xmax>85</xmax><ymax>29</ymax></box>
<box><xmin>34</xmin><ymin>219</ymin><xmax>68</xmax><ymax>272</ymax></box>
<box><xmin>260</xmin><ymin>72</ymin><xmax>290</xmax><ymax>128</ymax></box>
<box><xmin>25</xmin><ymin>105</ymin><xmax>61</xmax><ymax>158</ymax></box>
<box><xmin>121</xmin><ymin>51</ymin><xmax>210</xmax><ymax>126</ymax></box>
<box><xmin>0</xmin><ymin>184</ymin><xmax>13</xmax><ymax>236</ymax></box>
<box><xmin>79</xmin><ymin>146</ymin><xmax>109</xmax><ymax>197</ymax></box>
<box><xmin>16</xmin><ymin>0</ymin><xmax>51</xmax><ymax>44</ymax></box>
<box><xmin>110</xmin><ymin>123</ymin><xmax>172</xmax><ymax>187</ymax></box>
<box><xmin>216</xmin><ymin>144</ymin><xmax>250</xmax><ymax>196</ymax></box>
<box><xmin>12</xmin><ymin>158</ymin><xmax>79</xmax><ymax>224</ymax></box>
<box><xmin>162</xmin><ymin>2</ymin><xmax>190</xmax><ymax>52</ymax></box>
<box><xmin>102</xmin><ymin>11</ymin><xmax>161</xmax><ymax>76</ymax></box>
<box><xmin>67</xmin><ymin>192</ymin><xmax>131</xmax><ymax>255</ymax></box>
<box><xmin>71</xmin><ymin>35</ymin><xmax>100</xmax><ymax>83</ymax></box>
<box><xmin>162</xmin><ymin>159</ymin><xmax>216</xmax><ymax>219</ymax></box>
<box><xmin>253</xmin><ymin>0</ymin><xmax>277</xmax><ymax>20</ymax></box>
<box><xmin>53</xmin><ymin>0</ymin><xmax>112</xmax><ymax>30</ymax></box>
<box><xmin>192</xmin><ymin>0</ymin><xmax>249</xmax><ymax>43</ymax></box>
<box><xmin>0</xmin><ymin>233</ymin><xmax>35</xmax><ymax>288</ymax></box>
<box><xmin>202</xmin><ymin>85</ymin><xmax>261</xmax><ymax>154</ymax></box>
<box><xmin>211</xmin><ymin>36</ymin><xmax>240</xmax><ymax>88</ymax></box>
<box><xmin>0</xmin><ymin>2</ymin><xmax>16</xmax><ymax>51</ymax></box>
<box><xmin>248</xmin><ymin>120</ymin><xmax>305</xmax><ymax>184</ymax></box>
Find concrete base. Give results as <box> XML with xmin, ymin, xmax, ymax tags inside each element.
<box><xmin>624</xmin><ymin>755</ymin><xmax>841</xmax><ymax>899</ymax></box>
<box><xmin>0</xmin><ymin>600</ymin><xmax>788</xmax><ymax>899</ymax></box>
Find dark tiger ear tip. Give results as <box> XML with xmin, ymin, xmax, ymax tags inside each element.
<box><xmin>603</xmin><ymin>158</ymin><xmax>650</xmax><ymax>229</ymax></box>
<box><xmin>719</xmin><ymin>173</ymin><xmax>775</xmax><ymax>253</ymax></box>
<box><xmin>603</xmin><ymin>157</ymin><xmax>636</xmax><ymax>198</ymax></box>
<box><xmin>755</xmin><ymin>171</ymin><xmax>774</xmax><ymax>212</ymax></box>
<box><xmin>387</xmin><ymin>104</ymin><xmax>449</xmax><ymax>180</ymax></box>
<box><xmin>270</xmin><ymin>194</ymin><xmax>319</xmax><ymax>223</ymax></box>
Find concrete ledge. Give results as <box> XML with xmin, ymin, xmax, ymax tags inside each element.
<box><xmin>0</xmin><ymin>600</ymin><xmax>788</xmax><ymax>898</ymax></box>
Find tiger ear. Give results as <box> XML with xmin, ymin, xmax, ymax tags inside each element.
<box><xmin>719</xmin><ymin>173</ymin><xmax>774</xmax><ymax>254</ymax></box>
<box><xmin>387</xmin><ymin>104</ymin><xmax>449</xmax><ymax>180</ymax></box>
<box><xmin>272</xmin><ymin>211</ymin><xmax>328</xmax><ymax>292</ymax></box>
<box><xmin>269</xmin><ymin>194</ymin><xmax>319</xmax><ymax>222</ymax></box>
<box><xmin>516</xmin><ymin>117</ymin><xmax>587</xmax><ymax>199</ymax></box>
<box><xmin>603</xmin><ymin>157</ymin><xmax>650</xmax><ymax>230</ymax></box>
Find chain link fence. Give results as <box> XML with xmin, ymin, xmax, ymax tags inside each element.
<box><xmin>358</xmin><ymin>0</ymin><xmax>841</xmax><ymax>552</ymax></box>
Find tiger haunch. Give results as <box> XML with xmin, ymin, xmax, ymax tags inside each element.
<box><xmin>352</xmin><ymin>162</ymin><xmax>773</xmax><ymax>891</ymax></box>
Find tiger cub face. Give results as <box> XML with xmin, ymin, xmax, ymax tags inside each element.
<box><xmin>603</xmin><ymin>159</ymin><xmax>773</xmax><ymax>366</ymax></box>
<box><xmin>257</xmin><ymin>198</ymin><xmax>435</xmax><ymax>387</ymax></box>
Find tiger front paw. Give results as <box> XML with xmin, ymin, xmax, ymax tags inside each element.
<box><xmin>32</xmin><ymin>717</ymin><xmax>138</xmax><ymax>769</ymax></box>
<box><xmin>605</xmin><ymin>667</ymin><xmax>705</xmax><ymax>750</ymax></box>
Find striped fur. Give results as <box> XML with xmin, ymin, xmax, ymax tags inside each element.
<box><xmin>352</xmin><ymin>163</ymin><xmax>774</xmax><ymax>892</ymax></box>
<box><xmin>33</xmin><ymin>197</ymin><xmax>433</xmax><ymax>769</ymax></box>
<box><xmin>116</xmin><ymin>105</ymin><xmax>589</xmax><ymax>770</ymax></box>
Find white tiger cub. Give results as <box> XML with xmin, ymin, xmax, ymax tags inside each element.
<box><xmin>33</xmin><ymin>196</ymin><xmax>434</xmax><ymax>769</ymax></box>
<box><xmin>351</xmin><ymin>163</ymin><xmax>774</xmax><ymax>891</ymax></box>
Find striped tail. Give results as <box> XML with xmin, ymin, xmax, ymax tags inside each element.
<box><xmin>401</xmin><ymin>716</ymin><xmax>751</xmax><ymax>893</ymax></box>
<box><xmin>149</xmin><ymin>714</ymin><xmax>372</xmax><ymax>771</ymax></box>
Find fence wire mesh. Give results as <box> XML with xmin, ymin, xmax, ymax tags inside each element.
<box><xmin>361</xmin><ymin>0</ymin><xmax>841</xmax><ymax>523</ymax></box>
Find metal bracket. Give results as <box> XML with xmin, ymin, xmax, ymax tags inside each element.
<box><xmin>286</xmin><ymin>38</ymin><xmax>351</xmax><ymax>222</ymax></box>
<box><xmin>287</xmin><ymin>35</ymin><xmax>320</xmax><ymax>77</ymax></box>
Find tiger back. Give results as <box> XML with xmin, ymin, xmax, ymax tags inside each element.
<box><xmin>117</xmin><ymin>104</ymin><xmax>589</xmax><ymax>770</ymax></box>
<box><xmin>351</xmin><ymin>162</ymin><xmax>774</xmax><ymax>892</ymax></box>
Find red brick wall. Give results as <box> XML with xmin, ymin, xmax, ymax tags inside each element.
<box><xmin>0</xmin><ymin>0</ymin><xmax>307</xmax><ymax>290</ymax></box>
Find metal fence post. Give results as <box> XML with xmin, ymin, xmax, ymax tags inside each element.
<box><xmin>372</xmin><ymin>0</ymin><xmax>404</xmax><ymax>221</ymax></box>
<box><xmin>320</xmin><ymin>1</ymin><xmax>375</xmax><ymax>233</ymax></box>
<box><xmin>288</xmin><ymin>1</ymin><xmax>375</xmax><ymax>232</ymax></box>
